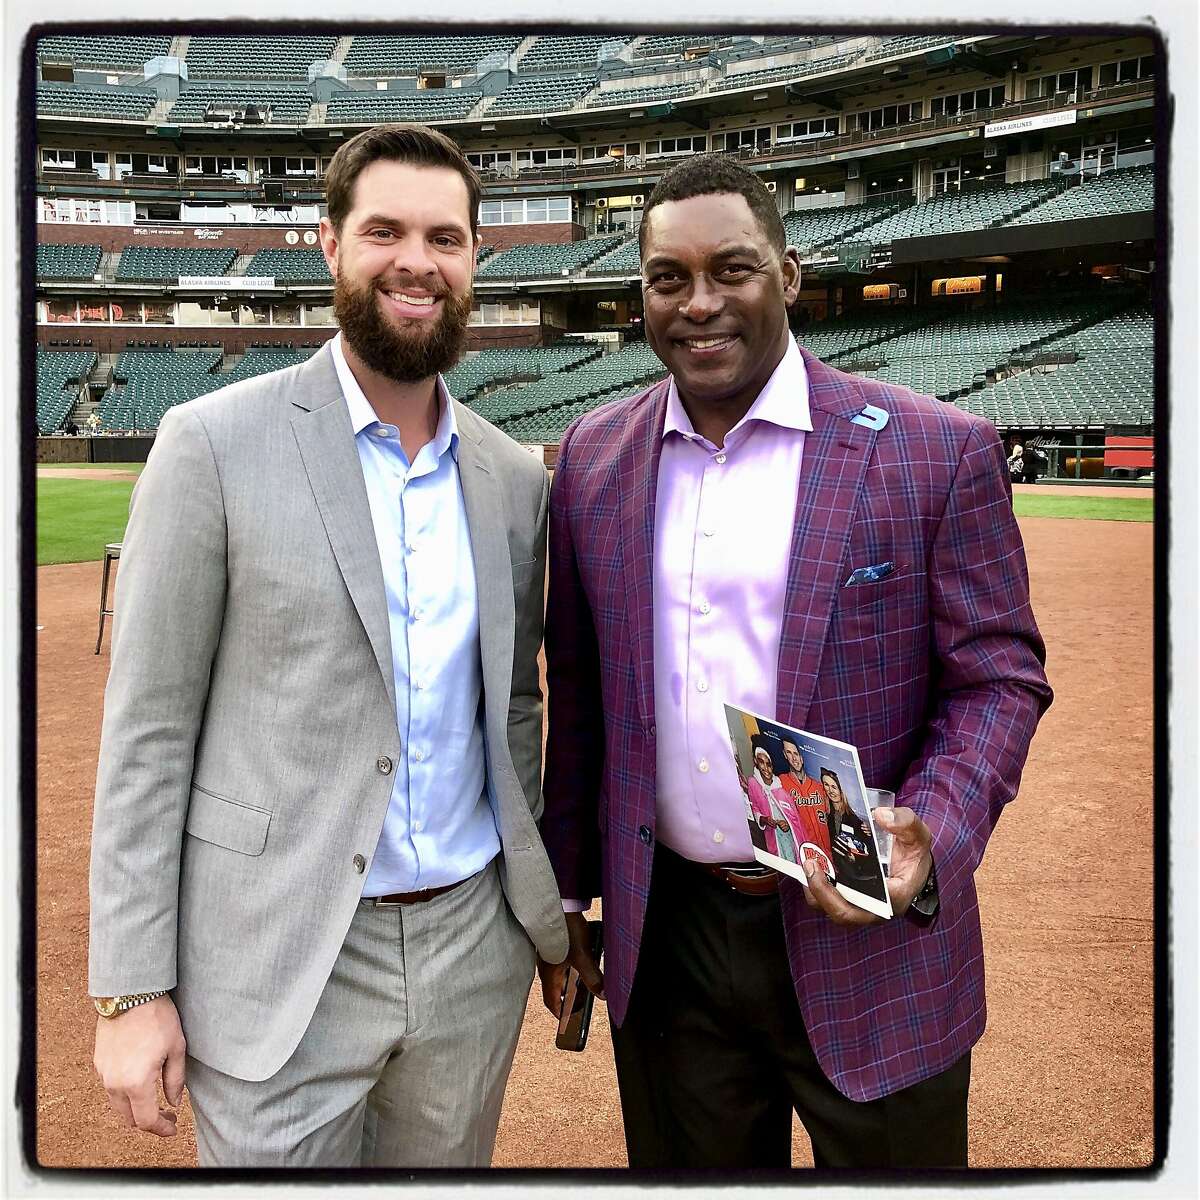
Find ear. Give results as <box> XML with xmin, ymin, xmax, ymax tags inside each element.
<box><xmin>780</xmin><ymin>246</ymin><xmax>802</xmax><ymax>306</ymax></box>
<box><xmin>318</xmin><ymin>216</ymin><xmax>340</xmax><ymax>279</ymax></box>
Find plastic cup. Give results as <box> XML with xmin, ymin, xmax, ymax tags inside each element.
<box><xmin>866</xmin><ymin>788</ymin><xmax>896</xmax><ymax>876</ymax></box>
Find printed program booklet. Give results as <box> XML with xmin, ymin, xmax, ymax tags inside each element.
<box><xmin>723</xmin><ymin>703</ymin><xmax>894</xmax><ymax>919</ymax></box>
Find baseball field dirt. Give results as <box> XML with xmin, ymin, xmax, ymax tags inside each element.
<box><xmin>31</xmin><ymin>512</ymin><xmax>1155</xmax><ymax>1170</ymax></box>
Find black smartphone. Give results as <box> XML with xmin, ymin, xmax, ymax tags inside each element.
<box><xmin>555</xmin><ymin>920</ymin><xmax>603</xmax><ymax>1052</ymax></box>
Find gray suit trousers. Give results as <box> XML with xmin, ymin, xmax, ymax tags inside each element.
<box><xmin>185</xmin><ymin>859</ymin><xmax>534</xmax><ymax>1167</ymax></box>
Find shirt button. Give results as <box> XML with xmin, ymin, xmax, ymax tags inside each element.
<box><xmin>411</xmin><ymin>608</ymin><xmax>421</xmax><ymax>622</ymax></box>
<box><xmin>698</xmin><ymin>758</ymin><xmax>710</xmax><ymax>773</ymax></box>
<box><xmin>414</xmin><ymin>679</ymin><xmax>424</xmax><ymax>691</ymax></box>
<box><xmin>406</xmin><ymin>543</ymin><xmax>416</xmax><ymax>553</ymax></box>
<box><xmin>374</xmin><ymin>425</ymin><xmax>388</xmax><ymax>437</ymax></box>
<box><xmin>352</xmin><ymin>854</ymin><xmax>366</xmax><ymax>873</ymax></box>
<box><xmin>703</xmin><ymin>527</ymin><xmax>716</xmax><ymax>538</ymax></box>
<box><xmin>376</xmin><ymin>756</ymin><xmax>393</xmax><ymax>775</ymax></box>
<box><xmin>699</xmin><ymin>601</ymin><xmax>711</xmax><ymax>615</ymax></box>
<box><xmin>412</xmin><ymin>820</ymin><xmax>423</xmax><ymax>833</ymax></box>
<box><xmin>413</xmin><ymin>748</ymin><xmax>425</xmax><ymax>762</ymax></box>
<box><xmin>696</xmin><ymin>680</ymin><xmax>709</xmax><ymax>693</ymax></box>
<box><xmin>715</xmin><ymin>453</ymin><xmax>727</xmax><ymax>464</ymax></box>
<box><xmin>638</xmin><ymin>825</ymin><xmax>653</xmax><ymax>846</ymax></box>
<box><xmin>713</xmin><ymin>830</ymin><xmax>725</xmax><ymax>844</ymax></box>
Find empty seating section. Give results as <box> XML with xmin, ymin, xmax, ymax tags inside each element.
<box><xmin>487</xmin><ymin>74</ymin><xmax>596</xmax><ymax>115</ymax></box>
<box><xmin>245</xmin><ymin>249</ymin><xmax>330</xmax><ymax>283</ymax></box>
<box><xmin>959</xmin><ymin>350</ymin><xmax>1153</xmax><ymax>427</ymax></box>
<box><xmin>518</xmin><ymin>36</ymin><xmax>629</xmax><ymax>74</ymax></box>
<box><xmin>470</xmin><ymin>342</ymin><xmax>664</xmax><ymax>426</ymax></box>
<box><xmin>444</xmin><ymin>344</ymin><xmax>601</xmax><ymax>401</ymax></box>
<box><xmin>37</xmin><ymin>243</ymin><xmax>102</xmax><ymax>280</ymax></box>
<box><xmin>713</xmin><ymin>52</ymin><xmax>858</xmax><ymax>92</ymax></box>
<box><xmin>37</xmin><ymin>350</ymin><xmax>96</xmax><ymax>433</ymax></box>
<box><xmin>98</xmin><ymin>349</ymin><xmax>223</xmax><ymax>431</ymax></box>
<box><xmin>37</xmin><ymin>35</ymin><xmax>172</xmax><ymax>70</ymax></box>
<box><xmin>221</xmin><ymin>346</ymin><xmax>317</xmax><ymax>384</ymax></box>
<box><xmin>1058</xmin><ymin>304</ymin><xmax>1153</xmax><ymax>351</ymax></box>
<box><xmin>1005</xmin><ymin>167</ymin><xmax>1155</xmax><ymax>225</ymax></box>
<box><xmin>115</xmin><ymin>246</ymin><xmax>236</xmax><ymax>282</ymax></box>
<box><xmin>499</xmin><ymin>389</ymin><xmax>631</xmax><ymax>442</ymax></box>
<box><xmin>37</xmin><ymin>83</ymin><xmax>157</xmax><ymax>121</ymax></box>
<box><xmin>325</xmin><ymin>89</ymin><xmax>482</xmax><ymax>124</ymax></box>
<box><xmin>634</xmin><ymin>35</ymin><xmax>729</xmax><ymax>58</ymax></box>
<box><xmin>798</xmin><ymin>310</ymin><xmax>938</xmax><ymax>362</ymax></box>
<box><xmin>477</xmin><ymin>236</ymin><xmax>622</xmax><ymax>279</ymax></box>
<box><xmin>167</xmin><ymin>83</ymin><xmax>312</xmax><ymax>125</ymax></box>
<box><xmin>853</xmin><ymin>180</ymin><xmax>1060</xmax><ymax>245</ymax></box>
<box><xmin>866</xmin><ymin>36</ymin><xmax>954</xmax><ymax>61</ymax></box>
<box><xmin>184</xmin><ymin>37</ymin><xmax>339</xmax><ymax>80</ymax></box>
<box><xmin>584</xmin><ymin>238</ymin><xmax>642</xmax><ymax>275</ymax></box>
<box><xmin>97</xmin><ymin>347</ymin><xmax>318</xmax><ymax>430</ymax></box>
<box><xmin>783</xmin><ymin>201</ymin><xmax>904</xmax><ymax>252</ymax></box>
<box><xmin>586</xmin><ymin>82</ymin><xmax>701</xmax><ymax>108</ymax></box>
<box><xmin>342</xmin><ymin>36</ymin><xmax>521</xmax><ymax>76</ymax></box>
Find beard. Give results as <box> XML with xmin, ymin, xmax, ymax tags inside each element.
<box><xmin>335</xmin><ymin>272</ymin><xmax>472</xmax><ymax>384</ymax></box>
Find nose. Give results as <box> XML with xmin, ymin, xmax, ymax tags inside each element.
<box><xmin>678</xmin><ymin>274</ymin><xmax>724</xmax><ymax>322</ymax></box>
<box><xmin>388</xmin><ymin>232</ymin><xmax>438</xmax><ymax>280</ymax></box>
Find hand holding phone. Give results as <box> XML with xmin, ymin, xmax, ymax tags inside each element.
<box><xmin>555</xmin><ymin>920</ymin><xmax>603</xmax><ymax>1052</ymax></box>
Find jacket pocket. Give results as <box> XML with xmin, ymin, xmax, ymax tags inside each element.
<box><xmin>834</xmin><ymin>567</ymin><xmax>914</xmax><ymax>611</ymax></box>
<box><xmin>185</xmin><ymin>782</ymin><xmax>272</xmax><ymax>857</ymax></box>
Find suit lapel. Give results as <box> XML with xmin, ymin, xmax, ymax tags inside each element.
<box><xmin>617</xmin><ymin>383</ymin><xmax>669</xmax><ymax>730</ymax></box>
<box><xmin>775</xmin><ymin>349</ymin><xmax>879</xmax><ymax>728</ymax></box>
<box><xmin>454</xmin><ymin>405</ymin><xmax>515</xmax><ymax>720</ymax></box>
<box><xmin>289</xmin><ymin>347</ymin><xmax>395</xmax><ymax>710</ymax></box>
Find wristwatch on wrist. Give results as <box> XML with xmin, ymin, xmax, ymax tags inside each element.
<box><xmin>93</xmin><ymin>991</ymin><xmax>169</xmax><ymax>1018</ymax></box>
<box><xmin>908</xmin><ymin>859</ymin><xmax>939</xmax><ymax>919</ymax></box>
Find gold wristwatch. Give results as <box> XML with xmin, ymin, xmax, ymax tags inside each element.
<box><xmin>93</xmin><ymin>991</ymin><xmax>169</xmax><ymax>1018</ymax></box>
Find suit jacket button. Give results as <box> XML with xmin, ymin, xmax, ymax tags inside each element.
<box><xmin>638</xmin><ymin>825</ymin><xmax>653</xmax><ymax>846</ymax></box>
<box><xmin>376</xmin><ymin>756</ymin><xmax>393</xmax><ymax>775</ymax></box>
<box><xmin>352</xmin><ymin>854</ymin><xmax>366</xmax><ymax>873</ymax></box>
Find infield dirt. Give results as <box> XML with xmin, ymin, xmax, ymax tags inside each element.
<box><xmin>32</xmin><ymin>514</ymin><xmax>1154</xmax><ymax>1170</ymax></box>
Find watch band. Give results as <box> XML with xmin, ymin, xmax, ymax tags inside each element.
<box><xmin>93</xmin><ymin>990</ymin><xmax>169</xmax><ymax>1018</ymax></box>
<box><xmin>908</xmin><ymin>859</ymin><xmax>939</xmax><ymax>919</ymax></box>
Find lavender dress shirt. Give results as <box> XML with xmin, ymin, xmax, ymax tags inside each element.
<box><xmin>564</xmin><ymin>338</ymin><xmax>811</xmax><ymax>908</ymax></box>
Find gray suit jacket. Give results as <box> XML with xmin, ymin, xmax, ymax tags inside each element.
<box><xmin>89</xmin><ymin>343</ymin><xmax>569</xmax><ymax>1082</ymax></box>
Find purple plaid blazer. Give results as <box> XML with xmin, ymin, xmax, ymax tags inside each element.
<box><xmin>542</xmin><ymin>346</ymin><xmax>1052</xmax><ymax>1103</ymax></box>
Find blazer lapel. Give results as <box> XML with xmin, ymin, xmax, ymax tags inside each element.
<box><xmin>617</xmin><ymin>382</ymin><xmax>670</xmax><ymax>730</ymax></box>
<box><xmin>775</xmin><ymin>349</ymin><xmax>879</xmax><ymax>728</ymax></box>
<box><xmin>454</xmin><ymin>404</ymin><xmax>515</xmax><ymax>726</ymax></box>
<box><xmin>289</xmin><ymin>347</ymin><xmax>395</xmax><ymax>710</ymax></box>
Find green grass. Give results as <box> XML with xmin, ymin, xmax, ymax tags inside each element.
<box><xmin>38</xmin><ymin>461</ymin><xmax>145</xmax><ymax>472</ymax></box>
<box><xmin>37</xmin><ymin>478</ymin><xmax>135</xmax><ymax>565</ymax></box>
<box><xmin>1013</xmin><ymin>493</ymin><xmax>1153</xmax><ymax>522</ymax></box>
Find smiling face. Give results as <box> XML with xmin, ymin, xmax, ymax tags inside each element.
<box><xmin>822</xmin><ymin>772</ymin><xmax>846</xmax><ymax>812</ymax></box>
<box><xmin>319</xmin><ymin>159</ymin><xmax>476</xmax><ymax>384</ymax></box>
<box><xmin>640</xmin><ymin>191</ymin><xmax>800</xmax><ymax>430</ymax></box>
<box><xmin>754</xmin><ymin>748</ymin><xmax>775</xmax><ymax>785</ymax></box>
<box><xmin>782</xmin><ymin>741</ymin><xmax>805</xmax><ymax>777</ymax></box>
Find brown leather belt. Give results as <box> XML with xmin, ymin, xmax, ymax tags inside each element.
<box><xmin>362</xmin><ymin>879</ymin><xmax>465</xmax><ymax>906</ymax></box>
<box><xmin>700</xmin><ymin>862</ymin><xmax>780</xmax><ymax>897</ymax></box>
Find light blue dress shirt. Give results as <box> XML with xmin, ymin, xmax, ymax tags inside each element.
<box><xmin>331</xmin><ymin>335</ymin><xmax>501</xmax><ymax>895</ymax></box>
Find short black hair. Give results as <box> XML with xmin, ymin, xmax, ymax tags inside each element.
<box><xmin>639</xmin><ymin>153</ymin><xmax>787</xmax><ymax>256</ymax></box>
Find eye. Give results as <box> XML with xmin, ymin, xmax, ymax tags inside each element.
<box><xmin>719</xmin><ymin>263</ymin><xmax>753</xmax><ymax>279</ymax></box>
<box><xmin>646</xmin><ymin>271</ymin><xmax>682</xmax><ymax>291</ymax></box>
<box><xmin>433</xmin><ymin>235</ymin><xmax>462</xmax><ymax>248</ymax></box>
<box><xmin>369</xmin><ymin>228</ymin><xmax>395</xmax><ymax>240</ymax></box>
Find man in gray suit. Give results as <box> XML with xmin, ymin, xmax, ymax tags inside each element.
<box><xmin>89</xmin><ymin>123</ymin><xmax>569</xmax><ymax>1167</ymax></box>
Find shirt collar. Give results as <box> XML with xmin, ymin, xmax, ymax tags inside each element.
<box><xmin>662</xmin><ymin>335</ymin><xmax>812</xmax><ymax>444</ymax></box>
<box><xmin>331</xmin><ymin>332</ymin><xmax>459</xmax><ymax>460</ymax></box>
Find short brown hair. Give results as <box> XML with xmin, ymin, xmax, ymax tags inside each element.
<box><xmin>324</xmin><ymin>122</ymin><xmax>481</xmax><ymax>239</ymax></box>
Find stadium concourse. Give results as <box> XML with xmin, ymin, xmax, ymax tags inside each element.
<box><xmin>31</xmin><ymin>26</ymin><xmax>1158</xmax><ymax>1169</ymax></box>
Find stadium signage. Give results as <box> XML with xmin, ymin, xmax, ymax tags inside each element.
<box><xmin>178</xmin><ymin>276</ymin><xmax>277</xmax><ymax>290</ymax></box>
<box><xmin>985</xmin><ymin>109</ymin><xmax>1077</xmax><ymax>138</ymax></box>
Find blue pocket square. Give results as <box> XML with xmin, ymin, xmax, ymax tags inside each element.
<box><xmin>844</xmin><ymin>561</ymin><xmax>895</xmax><ymax>587</ymax></box>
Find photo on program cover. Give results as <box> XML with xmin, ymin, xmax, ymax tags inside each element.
<box><xmin>723</xmin><ymin>703</ymin><xmax>893</xmax><ymax>919</ymax></box>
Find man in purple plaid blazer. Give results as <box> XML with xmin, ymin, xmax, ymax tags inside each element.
<box><xmin>537</xmin><ymin>155</ymin><xmax>1052</xmax><ymax>1169</ymax></box>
